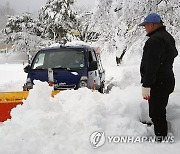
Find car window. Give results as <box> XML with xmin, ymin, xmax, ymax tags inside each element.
<box><xmin>32</xmin><ymin>53</ymin><xmax>45</xmax><ymax>69</ymax></box>
<box><xmin>31</xmin><ymin>49</ymin><xmax>85</xmax><ymax>69</ymax></box>
<box><xmin>91</xmin><ymin>50</ymin><xmax>97</xmax><ymax>61</ymax></box>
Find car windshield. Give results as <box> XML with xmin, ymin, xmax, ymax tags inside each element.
<box><xmin>31</xmin><ymin>48</ymin><xmax>85</xmax><ymax>70</ymax></box>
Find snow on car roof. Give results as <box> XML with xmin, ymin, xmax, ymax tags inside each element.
<box><xmin>41</xmin><ymin>41</ymin><xmax>93</xmax><ymax>51</ymax></box>
<box><xmin>40</xmin><ymin>41</ymin><xmax>102</xmax><ymax>55</ymax></box>
<box><xmin>48</xmin><ymin>41</ymin><xmax>91</xmax><ymax>48</ymax></box>
<box><xmin>65</xmin><ymin>41</ymin><xmax>91</xmax><ymax>47</ymax></box>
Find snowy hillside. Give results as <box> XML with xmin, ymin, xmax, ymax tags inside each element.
<box><xmin>0</xmin><ymin>50</ymin><xmax>180</xmax><ymax>153</ymax></box>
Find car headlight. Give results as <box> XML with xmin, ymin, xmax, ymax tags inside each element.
<box><xmin>23</xmin><ymin>78</ymin><xmax>33</xmax><ymax>91</ymax></box>
<box><xmin>79</xmin><ymin>76</ymin><xmax>88</xmax><ymax>88</ymax></box>
<box><xmin>79</xmin><ymin>80</ymin><xmax>88</xmax><ymax>88</ymax></box>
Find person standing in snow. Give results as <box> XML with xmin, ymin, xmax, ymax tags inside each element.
<box><xmin>139</xmin><ymin>13</ymin><xmax>178</xmax><ymax>140</ymax></box>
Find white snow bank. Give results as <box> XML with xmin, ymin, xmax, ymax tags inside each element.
<box><xmin>0</xmin><ymin>64</ymin><xmax>27</xmax><ymax>92</ymax></box>
<box><xmin>0</xmin><ymin>80</ymin><xmax>180</xmax><ymax>154</ymax></box>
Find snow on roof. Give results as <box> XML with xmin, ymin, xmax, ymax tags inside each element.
<box><xmin>48</xmin><ymin>43</ymin><xmax>61</xmax><ymax>48</ymax></box>
<box><xmin>48</xmin><ymin>41</ymin><xmax>91</xmax><ymax>48</ymax></box>
<box><xmin>47</xmin><ymin>41</ymin><xmax>102</xmax><ymax>55</ymax></box>
<box><xmin>65</xmin><ymin>41</ymin><xmax>91</xmax><ymax>47</ymax></box>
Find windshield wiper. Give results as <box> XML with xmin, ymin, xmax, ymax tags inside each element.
<box><xmin>33</xmin><ymin>67</ymin><xmax>46</xmax><ymax>70</ymax></box>
<box><xmin>52</xmin><ymin>66</ymin><xmax>71</xmax><ymax>70</ymax></box>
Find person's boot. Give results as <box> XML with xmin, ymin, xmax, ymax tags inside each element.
<box><xmin>151</xmin><ymin>117</ymin><xmax>168</xmax><ymax>141</ymax></box>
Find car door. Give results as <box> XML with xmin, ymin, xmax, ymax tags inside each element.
<box><xmin>88</xmin><ymin>49</ymin><xmax>101</xmax><ymax>89</ymax></box>
<box><xmin>96</xmin><ymin>53</ymin><xmax>105</xmax><ymax>83</ymax></box>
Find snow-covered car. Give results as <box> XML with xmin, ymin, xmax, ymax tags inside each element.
<box><xmin>23</xmin><ymin>44</ymin><xmax>105</xmax><ymax>93</ymax></box>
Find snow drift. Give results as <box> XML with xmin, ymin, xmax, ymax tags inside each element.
<box><xmin>0</xmin><ymin>77</ymin><xmax>180</xmax><ymax>154</ymax></box>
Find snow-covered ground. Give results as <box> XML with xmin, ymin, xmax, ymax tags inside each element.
<box><xmin>0</xmin><ymin>53</ymin><xmax>180</xmax><ymax>154</ymax></box>
<box><xmin>0</xmin><ymin>64</ymin><xmax>27</xmax><ymax>92</ymax></box>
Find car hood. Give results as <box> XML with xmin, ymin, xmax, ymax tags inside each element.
<box><xmin>28</xmin><ymin>68</ymin><xmax>87</xmax><ymax>86</ymax></box>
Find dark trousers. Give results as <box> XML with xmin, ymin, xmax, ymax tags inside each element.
<box><xmin>148</xmin><ymin>76</ymin><xmax>175</xmax><ymax>137</ymax></box>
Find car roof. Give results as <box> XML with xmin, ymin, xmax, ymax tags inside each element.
<box><xmin>40</xmin><ymin>45</ymin><xmax>93</xmax><ymax>52</ymax></box>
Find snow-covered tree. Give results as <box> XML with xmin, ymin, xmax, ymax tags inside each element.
<box><xmin>2</xmin><ymin>13</ymin><xmax>51</xmax><ymax>58</ymax></box>
<box><xmin>4</xmin><ymin>13</ymin><xmax>36</xmax><ymax>35</ymax></box>
<box><xmin>73</xmin><ymin>9</ymin><xmax>99</xmax><ymax>42</ymax></box>
<box><xmin>93</xmin><ymin>0</ymin><xmax>127</xmax><ymax>59</ymax></box>
<box><xmin>92</xmin><ymin>0</ymin><xmax>180</xmax><ymax>62</ymax></box>
<box><xmin>38</xmin><ymin>0</ymin><xmax>77</xmax><ymax>42</ymax></box>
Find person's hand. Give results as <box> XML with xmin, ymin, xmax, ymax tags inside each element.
<box><xmin>142</xmin><ymin>87</ymin><xmax>151</xmax><ymax>100</ymax></box>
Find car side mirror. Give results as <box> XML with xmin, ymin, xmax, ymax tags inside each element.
<box><xmin>89</xmin><ymin>61</ymin><xmax>98</xmax><ymax>71</ymax></box>
<box><xmin>24</xmin><ymin>65</ymin><xmax>31</xmax><ymax>73</ymax></box>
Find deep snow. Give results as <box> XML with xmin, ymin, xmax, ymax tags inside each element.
<box><xmin>0</xmin><ymin>52</ymin><xmax>180</xmax><ymax>153</ymax></box>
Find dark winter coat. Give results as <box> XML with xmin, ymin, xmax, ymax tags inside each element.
<box><xmin>140</xmin><ymin>26</ymin><xmax>178</xmax><ymax>87</ymax></box>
